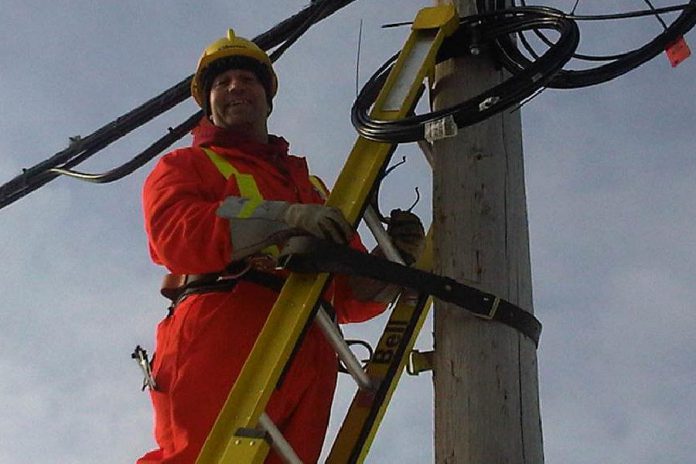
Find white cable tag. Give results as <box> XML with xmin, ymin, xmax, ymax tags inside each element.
<box><xmin>424</xmin><ymin>115</ymin><xmax>457</xmax><ymax>143</ymax></box>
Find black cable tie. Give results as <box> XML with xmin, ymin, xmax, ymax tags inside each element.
<box><xmin>407</xmin><ymin>187</ymin><xmax>420</xmax><ymax>212</ymax></box>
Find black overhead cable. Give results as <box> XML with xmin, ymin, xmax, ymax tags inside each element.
<box><xmin>487</xmin><ymin>1</ymin><xmax>696</xmax><ymax>82</ymax></box>
<box><xmin>2</xmin><ymin>1</ymin><xmax>696</xmax><ymax>208</ymax></box>
<box><xmin>353</xmin><ymin>1</ymin><xmax>695</xmax><ymax>142</ymax></box>
<box><xmin>0</xmin><ymin>0</ymin><xmax>357</xmax><ymax>210</ymax></box>
<box><xmin>510</xmin><ymin>1</ymin><xmax>688</xmax><ymax>62</ymax></box>
<box><xmin>381</xmin><ymin>3</ymin><xmax>695</xmax><ymax>28</ymax></box>
<box><xmin>643</xmin><ymin>0</ymin><xmax>670</xmax><ymax>29</ymax></box>
<box><xmin>384</xmin><ymin>3</ymin><xmax>695</xmax><ymax>60</ymax></box>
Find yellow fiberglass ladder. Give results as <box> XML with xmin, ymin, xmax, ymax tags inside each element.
<box><xmin>196</xmin><ymin>6</ymin><xmax>472</xmax><ymax>463</ymax></box>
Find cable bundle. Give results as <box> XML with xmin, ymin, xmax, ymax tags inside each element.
<box><xmin>352</xmin><ymin>6</ymin><xmax>580</xmax><ymax>143</ymax></box>
<box><xmin>480</xmin><ymin>0</ymin><xmax>696</xmax><ymax>88</ymax></box>
<box><xmin>0</xmin><ymin>0</ymin><xmax>357</xmax><ymax>210</ymax></box>
<box><xmin>352</xmin><ymin>2</ymin><xmax>696</xmax><ymax>143</ymax></box>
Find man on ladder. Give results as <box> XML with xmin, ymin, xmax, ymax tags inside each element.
<box><xmin>137</xmin><ymin>29</ymin><xmax>425</xmax><ymax>464</ymax></box>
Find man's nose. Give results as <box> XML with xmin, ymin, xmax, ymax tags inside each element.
<box><xmin>226</xmin><ymin>77</ymin><xmax>246</xmax><ymax>92</ymax></box>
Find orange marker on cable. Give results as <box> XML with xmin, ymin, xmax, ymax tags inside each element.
<box><xmin>665</xmin><ymin>35</ymin><xmax>691</xmax><ymax>67</ymax></box>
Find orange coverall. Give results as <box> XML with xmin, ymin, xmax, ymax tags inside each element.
<box><xmin>138</xmin><ymin>118</ymin><xmax>385</xmax><ymax>463</ymax></box>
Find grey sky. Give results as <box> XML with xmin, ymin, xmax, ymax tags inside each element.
<box><xmin>1</xmin><ymin>1</ymin><xmax>695</xmax><ymax>463</ymax></box>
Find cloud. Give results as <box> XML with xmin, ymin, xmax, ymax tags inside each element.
<box><xmin>2</xmin><ymin>1</ymin><xmax>696</xmax><ymax>463</ymax></box>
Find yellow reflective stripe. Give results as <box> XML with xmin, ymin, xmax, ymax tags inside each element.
<box><xmin>202</xmin><ymin>147</ymin><xmax>264</xmax><ymax>217</ymax></box>
<box><xmin>202</xmin><ymin>148</ymin><xmax>292</xmax><ymax>259</ymax></box>
<box><xmin>237</xmin><ymin>196</ymin><xmax>262</xmax><ymax>219</ymax></box>
<box><xmin>203</xmin><ymin>147</ymin><xmax>277</xmax><ymax>257</ymax></box>
<box><xmin>202</xmin><ymin>147</ymin><xmax>238</xmax><ymax>180</ymax></box>
<box><xmin>308</xmin><ymin>175</ymin><xmax>330</xmax><ymax>202</ymax></box>
<box><xmin>235</xmin><ymin>175</ymin><xmax>262</xmax><ymax>204</ymax></box>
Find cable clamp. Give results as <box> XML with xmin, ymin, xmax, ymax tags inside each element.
<box><xmin>424</xmin><ymin>115</ymin><xmax>457</xmax><ymax>143</ymax></box>
<box><xmin>131</xmin><ymin>345</ymin><xmax>157</xmax><ymax>391</ymax></box>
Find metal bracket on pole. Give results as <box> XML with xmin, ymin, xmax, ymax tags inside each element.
<box><xmin>407</xmin><ymin>349</ymin><xmax>434</xmax><ymax>376</ymax></box>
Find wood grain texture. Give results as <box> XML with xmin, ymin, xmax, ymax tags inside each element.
<box><xmin>431</xmin><ymin>1</ymin><xmax>543</xmax><ymax>462</ymax></box>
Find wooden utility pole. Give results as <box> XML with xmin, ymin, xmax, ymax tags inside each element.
<box><xmin>431</xmin><ymin>1</ymin><xmax>544</xmax><ymax>463</ymax></box>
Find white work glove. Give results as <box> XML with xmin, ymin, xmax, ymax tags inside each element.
<box><xmin>283</xmin><ymin>203</ymin><xmax>354</xmax><ymax>245</ymax></box>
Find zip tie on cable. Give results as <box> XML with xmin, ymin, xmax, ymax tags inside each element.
<box><xmin>424</xmin><ymin>114</ymin><xmax>457</xmax><ymax>143</ymax></box>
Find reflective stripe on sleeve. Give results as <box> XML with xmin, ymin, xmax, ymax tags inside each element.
<box><xmin>202</xmin><ymin>147</ymin><xmax>263</xmax><ymax>218</ymax></box>
<box><xmin>204</xmin><ymin>147</ymin><xmax>280</xmax><ymax>257</ymax></box>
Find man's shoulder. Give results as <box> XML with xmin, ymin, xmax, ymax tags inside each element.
<box><xmin>145</xmin><ymin>146</ymin><xmax>210</xmax><ymax>183</ymax></box>
<box><xmin>162</xmin><ymin>145</ymin><xmax>202</xmax><ymax>160</ymax></box>
<box><xmin>155</xmin><ymin>146</ymin><xmax>208</xmax><ymax>169</ymax></box>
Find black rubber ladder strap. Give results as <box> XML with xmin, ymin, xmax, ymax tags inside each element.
<box><xmin>279</xmin><ymin>237</ymin><xmax>542</xmax><ymax>346</ymax></box>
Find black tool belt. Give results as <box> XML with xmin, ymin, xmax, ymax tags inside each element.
<box><xmin>168</xmin><ymin>269</ymin><xmax>286</xmax><ymax>312</ymax></box>
<box><xmin>168</xmin><ymin>267</ymin><xmax>338</xmax><ymax>323</ymax></box>
<box><xmin>279</xmin><ymin>236</ymin><xmax>542</xmax><ymax>346</ymax></box>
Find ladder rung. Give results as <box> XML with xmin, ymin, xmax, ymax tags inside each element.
<box><xmin>258</xmin><ymin>413</ymin><xmax>303</xmax><ymax>464</ymax></box>
<box><xmin>315</xmin><ymin>308</ymin><xmax>375</xmax><ymax>391</ymax></box>
<box><xmin>363</xmin><ymin>206</ymin><xmax>406</xmax><ymax>266</ymax></box>
<box><xmin>314</xmin><ymin>203</ymin><xmax>406</xmax><ymax>393</ymax></box>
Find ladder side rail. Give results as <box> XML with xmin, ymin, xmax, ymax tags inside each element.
<box><xmin>196</xmin><ymin>6</ymin><xmax>458</xmax><ymax>463</ymax></box>
<box><xmin>326</xmin><ymin>232</ymin><xmax>434</xmax><ymax>464</ymax></box>
<box><xmin>196</xmin><ymin>272</ymin><xmax>329</xmax><ymax>463</ymax></box>
<box><xmin>258</xmin><ymin>413</ymin><xmax>304</xmax><ymax>464</ymax></box>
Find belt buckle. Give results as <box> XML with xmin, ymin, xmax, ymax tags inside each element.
<box><xmin>247</xmin><ymin>255</ymin><xmax>278</xmax><ymax>273</ymax></box>
<box><xmin>478</xmin><ymin>296</ymin><xmax>501</xmax><ymax>320</ymax></box>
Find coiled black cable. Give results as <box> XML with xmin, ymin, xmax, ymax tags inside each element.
<box><xmin>480</xmin><ymin>1</ymin><xmax>696</xmax><ymax>88</ymax></box>
<box><xmin>509</xmin><ymin>1</ymin><xmax>690</xmax><ymax>62</ymax></box>
<box><xmin>0</xmin><ymin>0</ymin><xmax>358</xmax><ymax>209</ymax></box>
<box><xmin>352</xmin><ymin>6</ymin><xmax>579</xmax><ymax>143</ymax></box>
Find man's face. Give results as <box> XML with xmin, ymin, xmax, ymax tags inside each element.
<box><xmin>208</xmin><ymin>68</ymin><xmax>270</xmax><ymax>138</ymax></box>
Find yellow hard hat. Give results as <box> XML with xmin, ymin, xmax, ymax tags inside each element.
<box><xmin>191</xmin><ymin>29</ymin><xmax>278</xmax><ymax>108</ymax></box>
